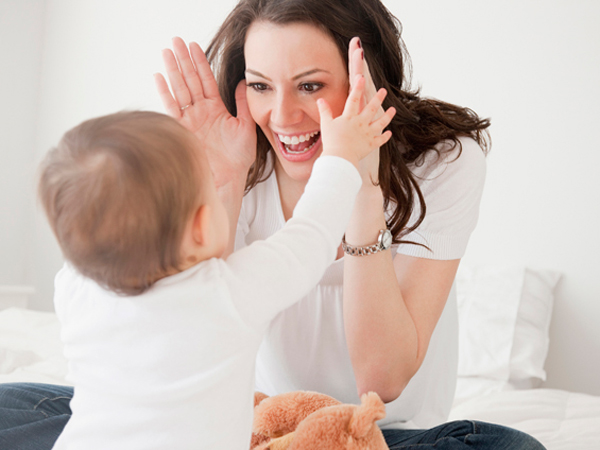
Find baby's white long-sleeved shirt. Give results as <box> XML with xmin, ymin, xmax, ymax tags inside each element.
<box><xmin>51</xmin><ymin>156</ymin><xmax>361</xmax><ymax>450</ymax></box>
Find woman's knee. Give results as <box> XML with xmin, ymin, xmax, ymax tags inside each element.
<box><xmin>0</xmin><ymin>383</ymin><xmax>73</xmax><ymax>414</ymax></box>
<box><xmin>470</xmin><ymin>421</ymin><xmax>546</xmax><ymax>450</ymax></box>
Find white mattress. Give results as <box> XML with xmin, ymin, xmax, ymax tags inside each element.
<box><xmin>2</xmin><ymin>307</ymin><xmax>600</xmax><ymax>449</ymax></box>
<box><xmin>0</xmin><ymin>307</ymin><xmax>69</xmax><ymax>385</ymax></box>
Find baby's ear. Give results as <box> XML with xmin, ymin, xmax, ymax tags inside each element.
<box><xmin>191</xmin><ymin>204</ymin><xmax>211</xmax><ymax>246</ymax></box>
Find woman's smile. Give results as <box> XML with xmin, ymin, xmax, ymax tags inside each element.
<box><xmin>274</xmin><ymin>130</ymin><xmax>322</xmax><ymax>162</ymax></box>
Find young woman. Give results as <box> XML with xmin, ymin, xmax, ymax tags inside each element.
<box><xmin>0</xmin><ymin>0</ymin><xmax>546</xmax><ymax>449</ymax></box>
<box><xmin>155</xmin><ymin>0</ymin><xmax>544</xmax><ymax>448</ymax></box>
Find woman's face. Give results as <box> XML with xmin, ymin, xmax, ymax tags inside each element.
<box><xmin>244</xmin><ymin>21</ymin><xmax>349</xmax><ymax>183</ymax></box>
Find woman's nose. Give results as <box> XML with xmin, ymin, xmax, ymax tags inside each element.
<box><xmin>270</xmin><ymin>91</ymin><xmax>303</xmax><ymax>127</ymax></box>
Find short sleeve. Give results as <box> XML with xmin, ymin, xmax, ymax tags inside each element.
<box><xmin>396</xmin><ymin>137</ymin><xmax>487</xmax><ymax>260</ymax></box>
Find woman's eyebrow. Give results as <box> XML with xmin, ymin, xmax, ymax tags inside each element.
<box><xmin>244</xmin><ymin>68</ymin><xmax>331</xmax><ymax>80</ymax></box>
<box><xmin>245</xmin><ymin>69</ymin><xmax>271</xmax><ymax>80</ymax></box>
<box><xmin>292</xmin><ymin>68</ymin><xmax>330</xmax><ymax>80</ymax></box>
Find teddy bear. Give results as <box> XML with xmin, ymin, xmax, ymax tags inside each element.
<box><xmin>250</xmin><ymin>390</ymin><xmax>388</xmax><ymax>450</ymax></box>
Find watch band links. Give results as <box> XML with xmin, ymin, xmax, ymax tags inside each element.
<box><xmin>341</xmin><ymin>229</ymin><xmax>392</xmax><ymax>257</ymax></box>
<box><xmin>341</xmin><ymin>240</ymin><xmax>381</xmax><ymax>256</ymax></box>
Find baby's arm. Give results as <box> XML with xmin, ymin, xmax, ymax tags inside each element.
<box><xmin>317</xmin><ymin>75</ymin><xmax>395</xmax><ymax>168</ymax></box>
<box><xmin>225</xmin><ymin>156</ymin><xmax>360</xmax><ymax>329</ymax></box>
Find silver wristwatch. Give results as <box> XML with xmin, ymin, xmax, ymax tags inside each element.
<box><xmin>342</xmin><ymin>229</ymin><xmax>393</xmax><ymax>256</ymax></box>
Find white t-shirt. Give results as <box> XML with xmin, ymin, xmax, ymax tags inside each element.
<box><xmin>236</xmin><ymin>137</ymin><xmax>486</xmax><ymax>429</ymax></box>
<box><xmin>51</xmin><ymin>156</ymin><xmax>361</xmax><ymax>450</ymax></box>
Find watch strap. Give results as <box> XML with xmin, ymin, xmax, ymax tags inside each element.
<box><xmin>341</xmin><ymin>229</ymin><xmax>390</xmax><ymax>256</ymax></box>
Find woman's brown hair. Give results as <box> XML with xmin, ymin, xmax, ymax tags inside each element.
<box><xmin>206</xmin><ymin>0</ymin><xmax>490</xmax><ymax>244</ymax></box>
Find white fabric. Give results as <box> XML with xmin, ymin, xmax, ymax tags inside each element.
<box><xmin>0</xmin><ymin>307</ymin><xmax>67</xmax><ymax>385</ymax></box>
<box><xmin>50</xmin><ymin>156</ymin><xmax>361</xmax><ymax>450</ymax></box>
<box><xmin>237</xmin><ymin>137</ymin><xmax>486</xmax><ymax>429</ymax></box>
<box><xmin>449</xmin><ymin>388</ymin><xmax>600</xmax><ymax>450</ymax></box>
<box><xmin>455</xmin><ymin>264</ymin><xmax>561</xmax><ymax>399</ymax></box>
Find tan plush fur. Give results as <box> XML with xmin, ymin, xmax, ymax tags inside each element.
<box><xmin>250</xmin><ymin>391</ymin><xmax>388</xmax><ymax>450</ymax></box>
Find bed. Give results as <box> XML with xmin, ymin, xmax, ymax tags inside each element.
<box><xmin>1</xmin><ymin>265</ymin><xmax>599</xmax><ymax>449</ymax></box>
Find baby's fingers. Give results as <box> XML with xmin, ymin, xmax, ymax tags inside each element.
<box><xmin>361</xmin><ymin>87</ymin><xmax>388</xmax><ymax>121</ymax></box>
<box><xmin>372</xmin><ymin>129</ymin><xmax>393</xmax><ymax>148</ymax></box>
<box><xmin>317</xmin><ymin>98</ymin><xmax>334</xmax><ymax>124</ymax></box>
<box><xmin>371</xmin><ymin>106</ymin><xmax>396</xmax><ymax>132</ymax></box>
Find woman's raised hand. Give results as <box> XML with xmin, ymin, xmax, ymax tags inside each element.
<box><xmin>154</xmin><ymin>37</ymin><xmax>256</xmax><ymax>188</ymax></box>
<box><xmin>347</xmin><ymin>37</ymin><xmax>384</xmax><ymax>185</ymax></box>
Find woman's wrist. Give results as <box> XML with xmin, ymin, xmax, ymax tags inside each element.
<box><xmin>344</xmin><ymin>184</ymin><xmax>387</xmax><ymax>244</ymax></box>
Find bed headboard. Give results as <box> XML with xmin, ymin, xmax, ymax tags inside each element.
<box><xmin>0</xmin><ymin>286</ymin><xmax>35</xmax><ymax>310</ymax></box>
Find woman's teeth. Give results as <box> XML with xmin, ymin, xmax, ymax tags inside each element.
<box><xmin>278</xmin><ymin>131</ymin><xmax>319</xmax><ymax>145</ymax></box>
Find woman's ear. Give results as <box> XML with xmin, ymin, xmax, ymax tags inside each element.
<box><xmin>191</xmin><ymin>204</ymin><xmax>211</xmax><ymax>247</ymax></box>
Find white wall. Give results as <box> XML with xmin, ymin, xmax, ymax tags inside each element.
<box><xmin>394</xmin><ymin>0</ymin><xmax>600</xmax><ymax>396</ymax></box>
<box><xmin>0</xmin><ymin>0</ymin><xmax>45</xmax><ymax>294</ymax></box>
<box><xmin>2</xmin><ymin>0</ymin><xmax>599</xmax><ymax>395</ymax></box>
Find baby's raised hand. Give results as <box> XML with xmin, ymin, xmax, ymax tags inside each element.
<box><xmin>317</xmin><ymin>75</ymin><xmax>395</xmax><ymax>169</ymax></box>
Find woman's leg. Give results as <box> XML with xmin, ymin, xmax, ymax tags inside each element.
<box><xmin>0</xmin><ymin>382</ymin><xmax>73</xmax><ymax>450</ymax></box>
<box><xmin>382</xmin><ymin>420</ymin><xmax>546</xmax><ymax>450</ymax></box>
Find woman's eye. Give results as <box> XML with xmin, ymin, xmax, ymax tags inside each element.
<box><xmin>299</xmin><ymin>83</ymin><xmax>324</xmax><ymax>93</ymax></box>
<box><xmin>247</xmin><ymin>82</ymin><xmax>269</xmax><ymax>92</ymax></box>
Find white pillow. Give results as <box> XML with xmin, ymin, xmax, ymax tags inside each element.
<box><xmin>455</xmin><ymin>265</ymin><xmax>561</xmax><ymax>387</ymax></box>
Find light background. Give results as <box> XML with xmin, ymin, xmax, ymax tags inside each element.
<box><xmin>1</xmin><ymin>0</ymin><xmax>598</xmax><ymax>395</ymax></box>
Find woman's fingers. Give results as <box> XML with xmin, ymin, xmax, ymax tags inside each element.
<box><xmin>361</xmin><ymin>52</ymin><xmax>379</xmax><ymax>104</ymax></box>
<box><xmin>172</xmin><ymin>37</ymin><xmax>204</xmax><ymax>103</ymax></box>
<box><xmin>348</xmin><ymin>37</ymin><xmax>363</xmax><ymax>87</ymax></box>
<box><xmin>154</xmin><ymin>72</ymin><xmax>182</xmax><ymax>118</ymax></box>
<box><xmin>189</xmin><ymin>41</ymin><xmax>220</xmax><ymax>100</ymax></box>
<box><xmin>161</xmin><ymin>48</ymin><xmax>193</xmax><ymax>109</ymax></box>
<box><xmin>234</xmin><ymin>79</ymin><xmax>252</xmax><ymax>122</ymax></box>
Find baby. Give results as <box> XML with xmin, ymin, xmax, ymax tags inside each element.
<box><xmin>38</xmin><ymin>78</ymin><xmax>393</xmax><ymax>449</ymax></box>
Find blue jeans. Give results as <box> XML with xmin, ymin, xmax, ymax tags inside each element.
<box><xmin>0</xmin><ymin>383</ymin><xmax>72</xmax><ymax>450</ymax></box>
<box><xmin>0</xmin><ymin>383</ymin><xmax>546</xmax><ymax>450</ymax></box>
<box><xmin>383</xmin><ymin>421</ymin><xmax>546</xmax><ymax>449</ymax></box>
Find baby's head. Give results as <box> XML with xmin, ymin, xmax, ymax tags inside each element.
<box><xmin>38</xmin><ymin>111</ymin><xmax>228</xmax><ymax>295</ymax></box>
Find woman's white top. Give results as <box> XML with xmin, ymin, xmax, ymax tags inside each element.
<box><xmin>235</xmin><ymin>137</ymin><xmax>487</xmax><ymax>429</ymax></box>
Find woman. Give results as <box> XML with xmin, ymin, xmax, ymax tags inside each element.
<box><xmin>157</xmin><ymin>0</ymin><xmax>544</xmax><ymax>448</ymax></box>
<box><xmin>0</xmin><ymin>0</ymin><xmax>545</xmax><ymax>449</ymax></box>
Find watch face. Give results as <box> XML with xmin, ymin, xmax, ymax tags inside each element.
<box><xmin>380</xmin><ymin>229</ymin><xmax>393</xmax><ymax>250</ymax></box>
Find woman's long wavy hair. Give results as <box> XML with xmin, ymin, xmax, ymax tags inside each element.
<box><xmin>206</xmin><ymin>0</ymin><xmax>491</xmax><ymax>244</ymax></box>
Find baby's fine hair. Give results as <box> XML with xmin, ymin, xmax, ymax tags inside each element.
<box><xmin>38</xmin><ymin>111</ymin><xmax>205</xmax><ymax>295</ymax></box>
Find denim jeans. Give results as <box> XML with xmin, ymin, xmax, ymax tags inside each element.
<box><xmin>383</xmin><ymin>420</ymin><xmax>546</xmax><ymax>450</ymax></box>
<box><xmin>0</xmin><ymin>383</ymin><xmax>546</xmax><ymax>450</ymax></box>
<box><xmin>0</xmin><ymin>383</ymin><xmax>73</xmax><ymax>450</ymax></box>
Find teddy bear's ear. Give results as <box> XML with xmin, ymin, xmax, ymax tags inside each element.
<box><xmin>348</xmin><ymin>392</ymin><xmax>386</xmax><ymax>439</ymax></box>
<box><xmin>255</xmin><ymin>392</ymin><xmax>269</xmax><ymax>407</ymax></box>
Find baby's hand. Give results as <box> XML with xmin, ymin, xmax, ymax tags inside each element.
<box><xmin>317</xmin><ymin>75</ymin><xmax>395</xmax><ymax>168</ymax></box>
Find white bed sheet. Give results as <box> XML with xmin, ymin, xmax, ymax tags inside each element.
<box><xmin>2</xmin><ymin>307</ymin><xmax>600</xmax><ymax>449</ymax></box>
<box><xmin>449</xmin><ymin>388</ymin><xmax>600</xmax><ymax>450</ymax></box>
<box><xmin>0</xmin><ymin>307</ymin><xmax>69</xmax><ymax>386</ymax></box>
